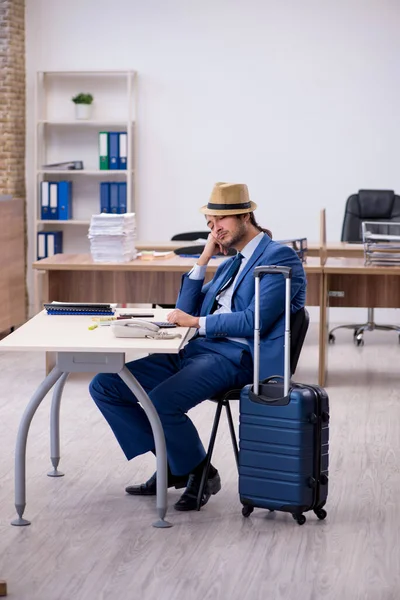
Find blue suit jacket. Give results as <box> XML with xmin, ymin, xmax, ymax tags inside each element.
<box><xmin>176</xmin><ymin>234</ymin><xmax>307</xmax><ymax>380</ymax></box>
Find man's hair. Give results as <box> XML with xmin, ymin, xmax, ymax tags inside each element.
<box><xmin>236</xmin><ymin>213</ymin><xmax>272</xmax><ymax>238</ymax></box>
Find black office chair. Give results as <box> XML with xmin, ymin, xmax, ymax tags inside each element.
<box><xmin>171</xmin><ymin>231</ymin><xmax>209</xmax><ymax>241</ymax></box>
<box><xmin>329</xmin><ymin>189</ymin><xmax>400</xmax><ymax>346</ymax></box>
<box><xmin>174</xmin><ymin>245</ymin><xmax>237</xmax><ymax>257</ymax></box>
<box><xmin>197</xmin><ymin>306</ymin><xmax>310</xmax><ymax>510</ymax></box>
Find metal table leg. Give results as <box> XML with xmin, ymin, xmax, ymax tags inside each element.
<box><xmin>12</xmin><ymin>352</ymin><xmax>172</xmax><ymax>529</ymax></box>
<box><xmin>119</xmin><ymin>366</ymin><xmax>172</xmax><ymax>528</ymax></box>
<box><xmin>11</xmin><ymin>367</ymin><xmax>63</xmax><ymax>526</ymax></box>
<box><xmin>48</xmin><ymin>372</ymin><xmax>69</xmax><ymax>477</ymax></box>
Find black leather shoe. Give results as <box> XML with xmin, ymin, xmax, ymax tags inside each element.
<box><xmin>125</xmin><ymin>471</ymin><xmax>188</xmax><ymax>496</ymax></box>
<box><xmin>174</xmin><ymin>470</ymin><xmax>221</xmax><ymax>511</ymax></box>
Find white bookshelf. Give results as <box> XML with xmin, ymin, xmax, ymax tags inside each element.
<box><xmin>34</xmin><ymin>69</ymin><xmax>137</xmax><ymax>259</ymax></box>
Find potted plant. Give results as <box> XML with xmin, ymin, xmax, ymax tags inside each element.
<box><xmin>72</xmin><ymin>93</ymin><xmax>94</xmax><ymax>120</ymax></box>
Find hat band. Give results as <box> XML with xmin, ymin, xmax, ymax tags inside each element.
<box><xmin>207</xmin><ymin>201</ymin><xmax>251</xmax><ymax>210</ymax></box>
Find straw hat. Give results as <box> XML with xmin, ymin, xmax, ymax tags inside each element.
<box><xmin>200</xmin><ymin>183</ymin><xmax>257</xmax><ymax>216</ymax></box>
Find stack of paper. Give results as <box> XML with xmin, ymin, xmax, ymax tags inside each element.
<box><xmin>362</xmin><ymin>221</ymin><xmax>400</xmax><ymax>266</ymax></box>
<box><xmin>88</xmin><ymin>213</ymin><xmax>137</xmax><ymax>263</ymax></box>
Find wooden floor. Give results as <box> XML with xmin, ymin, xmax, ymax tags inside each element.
<box><xmin>1</xmin><ymin>323</ymin><xmax>400</xmax><ymax>600</ymax></box>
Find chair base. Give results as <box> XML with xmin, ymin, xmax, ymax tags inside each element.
<box><xmin>329</xmin><ymin>318</ymin><xmax>400</xmax><ymax>346</ymax></box>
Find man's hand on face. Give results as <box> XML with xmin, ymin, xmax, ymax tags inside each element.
<box><xmin>166</xmin><ymin>309</ymin><xmax>200</xmax><ymax>328</ymax></box>
<box><xmin>198</xmin><ymin>233</ymin><xmax>228</xmax><ymax>265</ymax></box>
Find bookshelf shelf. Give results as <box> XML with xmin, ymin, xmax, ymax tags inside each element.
<box><xmin>34</xmin><ymin>69</ymin><xmax>137</xmax><ymax>261</ymax></box>
<box><xmin>38</xmin><ymin>120</ymin><xmax>135</xmax><ymax>126</ymax></box>
<box><xmin>37</xmin><ymin>220</ymin><xmax>91</xmax><ymax>226</ymax></box>
<box><xmin>37</xmin><ymin>170</ymin><xmax>134</xmax><ymax>175</ymax></box>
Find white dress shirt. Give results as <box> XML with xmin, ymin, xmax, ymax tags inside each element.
<box><xmin>188</xmin><ymin>232</ymin><xmax>264</xmax><ymax>346</ymax></box>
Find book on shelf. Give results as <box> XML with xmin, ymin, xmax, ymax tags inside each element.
<box><xmin>100</xmin><ymin>182</ymin><xmax>126</xmax><ymax>214</ymax></box>
<box><xmin>37</xmin><ymin>231</ymin><xmax>63</xmax><ymax>260</ymax></box>
<box><xmin>41</xmin><ymin>181</ymin><xmax>73</xmax><ymax>220</ymax></box>
<box><xmin>98</xmin><ymin>132</ymin><xmax>127</xmax><ymax>170</ymax></box>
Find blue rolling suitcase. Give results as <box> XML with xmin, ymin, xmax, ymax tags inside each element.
<box><xmin>239</xmin><ymin>265</ymin><xmax>329</xmax><ymax>525</ymax></box>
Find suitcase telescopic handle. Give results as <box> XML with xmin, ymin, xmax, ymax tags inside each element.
<box><xmin>253</xmin><ymin>265</ymin><xmax>292</xmax><ymax>279</ymax></box>
<box><xmin>253</xmin><ymin>265</ymin><xmax>292</xmax><ymax>396</ymax></box>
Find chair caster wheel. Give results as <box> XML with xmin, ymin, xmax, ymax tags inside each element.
<box><xmin>293</xmin><ymin>514</ymin><xmax>306</xmax><ymax>525</ymax></box>
<box><xmin>242</xmin><ymin>505</ymin><xmax>254</xmax><ymax>518</ymax></box>
<box><xmin>315</xmin><ymin>508</ymin><xmax>327</xmax><ymax>520</ymax></box>
<box><xmin>355</xmin><ymin>337</ymin><xmax>364</xmax><ymax>347</ymax></box>
<box><xmin>328</xmin><ymin>333</ymin><xmax>335</xmax><ymax>344</ymax></box>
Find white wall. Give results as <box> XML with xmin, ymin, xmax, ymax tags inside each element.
<box><xmin>25</xmin><ymin>0</ymin><xmax>400</xmax><ymax>324</ymax></box>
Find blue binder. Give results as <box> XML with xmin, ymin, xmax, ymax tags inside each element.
<box><xmin>119</xmin><ymin>132</ymin><xmax>127</xmax><ymax>169</ymax></box>
<box><xmin>58</xmin><ymin>181</ymin><xmax>72</xmax><ymax>220</ymax></box>
<box><xmin>37</xmin><ymin>232</ymin><xmax>47</xmax><ymax>260</ymax></box>
<box><xmin>118</xmin><ymin>182</ymin><xmax>127</xmax><ymax>213</ymax></box>
<box><xmin>40</xmin><ymin>181</ymin><xmax>50</xmax><ymax>220</ymax></box>
<box><xmin>109</xmin><ymin>132</ymin><xmax>119</xmax><ymax>170</ymax></box>
<box><xmin>100</xmin><ymin>182</ymin><xmax>110</xmax><ymax>213</ymax></box>
<box><xmin>45</xmin><ymin>231</ymin><xmax>63</xmax><ymax>257</ymax></box>
<box><xmin>109</xmin><ymin>182</ymin><xmax>119</xmax><ymax>213</ymax></box>
<box><xmin>49</xmin><ymin>182</ymin><xmax>58</xmax><ymax>220</ymax></box>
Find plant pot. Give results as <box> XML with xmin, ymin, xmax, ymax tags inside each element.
<box><xmin>74</xmin><ymin>103</ymin><xmax>92</xmax><ymax>120</ymax></box>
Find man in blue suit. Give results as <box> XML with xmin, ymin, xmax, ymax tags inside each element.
<box><xmin>89</xmin><ymin>183</ymin><xmax>306</xmax><ymax>511</ymax></box>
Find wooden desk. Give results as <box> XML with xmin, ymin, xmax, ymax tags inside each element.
<box><xmin>33</xmin><ymin>253</ymin><xmax>322</xmax><ymax>304</ymax></box>
<box><xmin>307</xmin><ymin>242</ymin><xmax>364</xmax><ymax>259</ymax></box>
<box><xmin>134</xmin><ymin>240</ymin><xmax>365</xmax><ymax>259</ymax></box>
<box><xmin>320</xmin><ymin>258</ymin><xmax>400</xmax><ymax>385</ymax></box>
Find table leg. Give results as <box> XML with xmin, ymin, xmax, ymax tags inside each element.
<box><xmin>118</xmin><ymin>366</ymin><xmax>172</xmax><ymax>529</ymax></box>
<box><xmin>318</xmin><ymin>272</ymin><xmax>328</xmax><ymax>387</ymax></box>
<box><xmin>48</xmin><ymin>372</ymin><xmax>69</xmax><ymax>477</ymax></box>
<box><xmin>11</xmin><ymin>367</ymin><xmax>63</xmax><ymax>526</ymax></box>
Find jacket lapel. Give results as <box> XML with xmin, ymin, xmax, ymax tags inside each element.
<box><xmin>200</xmin><ymin>256</ymin><xmax>235</xmax><ymax>316</ymax></box>
<box><xmin>233</xmin><ymin>234</ymin><xmax>271</xmax><ymax>292</ymax></box>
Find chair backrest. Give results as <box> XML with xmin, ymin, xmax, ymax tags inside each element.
<box><xmin>171</xmin><ymin>231</ymin><xmax>209</xmax><ymax>241</ymax></box>
<box><xmin>290</xmin><ymin>307</ymin><xmax>309</xmax><ymax>375</ymax></box>
<box><xmin>174</xmin><ymin>244</ymin><xmax>236</xmax><ymax>257</ymax></box>
<box><xmin>341</xmin><ymin>190</ymin><xmax>400</xmax><ymax>242</ymax></box>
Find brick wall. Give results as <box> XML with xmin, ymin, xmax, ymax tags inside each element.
<box><xmin>0</xmin><ymin>0</ymin><xmax>26</xmax><ymax>197</ymax></box>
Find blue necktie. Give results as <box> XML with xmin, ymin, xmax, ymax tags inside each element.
<box><xmin>204</xmin><ymin>252</ymin><xmax>243</xmax><ymax>315</ymax></box>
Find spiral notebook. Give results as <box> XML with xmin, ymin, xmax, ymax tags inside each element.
<box><xmin>44</xmin><ymin>302</ymin><xmax>115</xmax><ymax>316</ymax></box>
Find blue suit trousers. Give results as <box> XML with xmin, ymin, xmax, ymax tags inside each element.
<box><xmin>89</xmin><ymin>338</ymin><xmax>253</xmax><ymax>476</ymax></box>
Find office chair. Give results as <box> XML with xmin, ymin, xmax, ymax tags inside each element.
<box><xmin>197</xmin><ymin>306</ymin><xmax>310</xmax><ymax>510</ymax></box>
<box><xmin>171</xmin><ymin>231</ymin><xmax>209</xmax><ymax>241</ymax></box>
<box><xmin>174</xmin><ymin>245</ymin><xmax>237</xmax><ymax>257</ymax></box>
<box><xmin>328</xmin><ymin>189</ymin><xmax>400</xmax><ymax>346</ymax></box>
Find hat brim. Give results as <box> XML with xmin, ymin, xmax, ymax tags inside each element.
<box><xmin>200</xmin><ymin>201</ymin><xmax>258</xmax><ymax>216</ymax></box>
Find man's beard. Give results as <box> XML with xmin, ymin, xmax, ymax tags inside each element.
<box><xmin>219</xmin><ymin>221</ymin><xmax>246</xmax><ymax>249</ymax></box>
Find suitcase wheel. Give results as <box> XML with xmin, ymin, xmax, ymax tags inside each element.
<box><xmin>242</xmin><ymin>505</ymin><xmax>254</xmax><ymax>518</ymax></box>
<box><xmin>315</xmin><ymin>508</ymin><xmax>327</xmax><ymax>520</ymax></box>
<box><xmin>293</xmin><ymin>513</ymin><xmax>306</xmax><ymax>525</ymax></box>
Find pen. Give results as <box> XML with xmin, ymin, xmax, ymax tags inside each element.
<box><xmin>92</xmin><ymin>314</ymin><xmax>155</xmax><ymax>322</ymax></box>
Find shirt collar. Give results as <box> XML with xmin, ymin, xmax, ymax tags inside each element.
<box><xmin>239</xmin><ymin>231</ymin><xmax>264</xmax><ymax>261</ymax></box>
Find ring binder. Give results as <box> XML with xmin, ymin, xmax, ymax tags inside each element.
<box><xmin>44</xmin><ymin>302</ymin><xmax>115</xmax><ymax>316</ymax></box>
<box><xmin>42</xmin><ymin>161</ymin><xmax>84</xmax><ymax>170</ymax></box>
